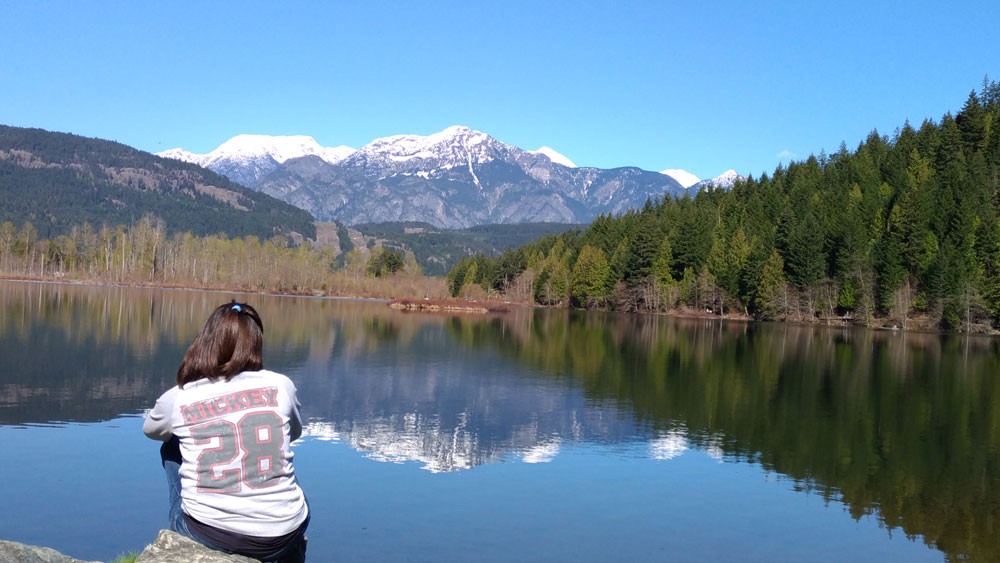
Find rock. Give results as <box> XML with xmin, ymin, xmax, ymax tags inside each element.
<box><xmin>0</xmin><ymin>540</ymin><xmax>100</xmax><ymax>563</ymax></box>
<box><xmin>136</xmin><ymin>531</ymin><xmax>258</xmax><ymax>563</ymax></box>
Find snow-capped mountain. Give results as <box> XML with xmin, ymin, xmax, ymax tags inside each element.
<box><xmin>695</xmin><ymin>169</ymin><xmax>743</xmax><ymax>190</ymax></box>
<box><xmin>342</xmin><ymin>125</ymin><xmax>511</xmax><ymax>174</ymax></box>
<box><xmin>530</xmin><ymin>146</ymin><xmax>576</xmax><ymax>168</ymax></box>
<box><xmin>158</xmin><ymin>134</ymin><xmax>355</xmax><ymax>187</ymax></box>
<box><xmin>159</xmin><ymin>126</ymin><xmax>726</xmax><ymax>228</ymax></box>
<box><xmin>156</xmin><ymin>147</ymin><xmax>201</xmax><ymax>163</ymax></box>
<box><xmin>660</xmin><ymin>168</ymin><xmax>700</xmax><ymax>189</ymax></box>
<box><xmin>161</xmin><ymin>134</ymin><xmax>355</xmax><ymax>166</ymax></box>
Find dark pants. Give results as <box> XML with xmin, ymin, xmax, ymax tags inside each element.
<box><xmin>160</xmin><ymin>437</ymin><xmax>308</xmax><ymax>563</ymax></box>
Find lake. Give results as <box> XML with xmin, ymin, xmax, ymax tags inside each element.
<box><xmin>1</xmin><ymin>280</ymin><xmax>997</xmax><ymax>562</ymax></box>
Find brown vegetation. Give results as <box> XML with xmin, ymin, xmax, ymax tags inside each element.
<box><xmin>389</xmin><ymin>298</ymin><xmax>510</xmax><ymax>314</ymax></box>
<box><xmin>0</xmin><ymin>215</ymin><xmax>449</xmax><ymax>301</ymax></box>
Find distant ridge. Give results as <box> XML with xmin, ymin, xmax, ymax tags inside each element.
<box><xmin>160</xmin><ymin>134</ymin><xmax>355</xmax><ymax>187</ymax></box>
<box><xmin>160</xmin><ymin>126</ymin><xmax>724</xmax><ymax>229</ymax></box>
<box><xmin>0</xmin><ymin>125</ymin><xmax>316</xmax><ymax>239</ymax></box>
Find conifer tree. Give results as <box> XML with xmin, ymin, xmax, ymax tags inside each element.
<box><xmin>755</xmin><ymin>249</ymin><xmax>787</xmax><ymax>320</ymax></box>
<box><xmin>571</xmin><ymin>245</ymin><xmax>611</xmax><ymax>308</ymax></box>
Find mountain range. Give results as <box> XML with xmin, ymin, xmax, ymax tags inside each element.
<box><xmin>160</xmin><ymin>127</ymin><xmax>741</xmax><ymax>229</ymax></box>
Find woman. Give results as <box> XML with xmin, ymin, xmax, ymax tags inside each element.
<box><xmin>144</xmin><ymin>301</ymin><xmax>309</xmax><ymax>562</ymax></box>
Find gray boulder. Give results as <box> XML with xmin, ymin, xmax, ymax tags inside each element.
<box><xmin>137</xmin><ymin>531</ymin><xmax>257</xmax><ymax>563</ymax></box>
<box><xmin>0</xmin><ymin>540</ymin><xmax>100</xmax><ymax>563</ymax></box>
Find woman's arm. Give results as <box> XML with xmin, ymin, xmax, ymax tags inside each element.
<box><xmin>143</xmin><ymin>386</ymin><xmax>178</xmax><ymax>441</ymax></box>
<box><xmin>288</xmin><ymin>381</ymin><xmax>303</xmax><ymax>442</ymax></box>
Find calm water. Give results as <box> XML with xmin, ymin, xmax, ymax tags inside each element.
<box><xmin>2</xmin><ymin>281</ymin><xmax>998</xmax><ymax>562</ymax></box>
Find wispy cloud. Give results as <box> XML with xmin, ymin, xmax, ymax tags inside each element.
<box><xmin>777</xmin><ymin>149</ymin><xmax>797</xmax><ymax>160</ymax></box>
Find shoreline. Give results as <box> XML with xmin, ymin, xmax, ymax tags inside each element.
<box><xmin>388</xmin><ymin>297</ymin><xmax>511</xmax><ymax>314</ymax></box>
<box><xmin>0</xmin><ymin>274</ymin><xmax>390</xmax><ymax>302</ymax></box>
<box><xmin>0</xmin><ymin>273</ymin><xmax>969</xmax><ymax>335</ymax></box>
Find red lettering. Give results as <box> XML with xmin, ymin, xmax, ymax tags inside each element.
<box><xmin>181</xmin><ymin>404</ymin><xmax>201</xmax><ymax>424</ymax></box>
<box><xmin>180</xmin><ymin>386</ymin><xmax>281</xmax><ymax>425</ymax></box>
<box><xmin>262</xmin><ymin>387</ymin><xmax>279</xmax><ymax>407</ymax></box>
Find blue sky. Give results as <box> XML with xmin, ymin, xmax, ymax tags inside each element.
<box><xmin>2</xmin><ymin>1</ymin><xmax>998</xmax><ymax>180</ymax></box>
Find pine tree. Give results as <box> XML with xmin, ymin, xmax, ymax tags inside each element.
<box><xmin>652</xmin><ymin>236</ymin><xmax>675</xmax><ymax>307</ymax></box>
<box><xmin>623</xmin><ymin>212</ymin><xmax>662</xmax><ymax>286</ymax></box>
<box><xmin>571</xmin><ymin>245</ymin><xmax>611</xmax><ymax>308</ymax></box>
<box><xmin>754</xmin><ymin>249</ymin><xmax>787</xmax><ymax>320</ymax></box>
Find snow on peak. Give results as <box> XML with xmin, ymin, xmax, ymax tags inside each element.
<box><xmin>157</xmin><ymin>134</ymin><xmax>355</xmax><ymax>166</ymax></box>
<box><xmin>212</xmin><ymin>134</ymin><xmax>354</xmax><ymax>164</ymax></box>
<box><xmin>695</xmin><ymin>169</ymin><xmax>744</xmax><ymax>190</ymax></box>
<box><xmin>357</xmin><ymin>125</ymin><xmax>498</xmax><ymax>164</ymax></box>
<box><xmin>660</xmin><ymin>168</ymin><xmax>701</xmax><ymax>189</ymax></box>
<box><xmin>156</xmin><ymin>148</ymin><xmax>202</xmax><ymax>165</ymax></box>
<box><xmin>216</xmin><ymin>134</ymin><xmax>313</xmax><ymax>163</ymax></box>
<box><xmin>366</xmin><ymin>125</ymin><xmax>487</xmax><ymax>148</ymax></box>
<box><xmin>711</xmin><ymin>169</ymin><xmax>742</xmax><ymax>187</ymax></box>
<box><xmin>531</xmin><ymin>146</ymin><xmax>576</xmax><ymax>168</ymax></box>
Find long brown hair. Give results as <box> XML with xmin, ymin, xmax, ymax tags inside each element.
<box><xmin>177</xmin><ymin>301</ymin><xmax>265</xmax><ymax>388</ymax></box>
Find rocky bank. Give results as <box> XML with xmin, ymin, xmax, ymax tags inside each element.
<box><xmin>0</xmin><ymin>531</ymin><xmax>257</xmax><ymax>563</ymax></box>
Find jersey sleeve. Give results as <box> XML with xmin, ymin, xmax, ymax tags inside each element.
<box><xmin>287</xmin><ymin>377</ymin><xmax>303</xmax><ymax>442</ymax></box>
<box><xmin>143</xmin><ymin>386</ymin><xmax>179</xmax><ymax>441</ymax></box>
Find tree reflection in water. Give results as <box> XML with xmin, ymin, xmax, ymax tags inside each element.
<box><xmin>1</xmin><ymin>281</ymin><xmax>997</xmax><ymax>560</ymax></box>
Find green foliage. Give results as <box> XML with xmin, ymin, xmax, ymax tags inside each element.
<box><xmin>532</xmin><ymin>244</ymin><xmax>571</xmax><ymax>305</ymax></box>
<box><xmin>491</xmin><ymin>247</ymin><xmax>527</xmax><ymax>292</ymax></box>
<box><xmin>652</xmin><ymin>236</ymin><xmax>674</xmax><ymax>288</ymax></box>
<box><xmin>571</xmin><ymin>245</ymin><xmax>610</xmax><ymax>307</ymax></box>
<box><xmin>337</xmin><ymin>223</ymin><xmax>354</xmax><ymax>255</ymax></box>
<box><xmin>623</xmin><ymin>213</ymin><xmax>661</xmax><ymax>285</ymax></box>
<box><xmin>365</xmin><ymin>247</ymin><xmax>405</xmax><ymax>277</ymax></box>
<box><xmin>445</xmin><ymin>79</ymin><xmax>1000</xmax><ymax>330</ymax></box>
<box><xmin>755</xmin><ymin>249</ymin><xmax>788</xmax><ymax>319</ymax></box>
<box><xmin>447</xmin><ymin>257</ymin><xmax>470</xmax><ymax>297</ymax></box>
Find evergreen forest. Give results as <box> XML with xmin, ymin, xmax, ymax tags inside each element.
<box><xmin>448</xmin><ymin>80</ymin><xmax>1000</xmax><ymax>332</ymax></box>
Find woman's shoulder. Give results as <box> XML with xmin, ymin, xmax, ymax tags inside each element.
<box><xmin>239</xmin><ymin>369</ymin><xmax>295</xmax><ymax>386</ymax></box>
<box><xmin>157</xmin><ymin>385</ymin><xmax>181</xmax><ymax>398</ymax></box>
<box><xmin>239</xmin><ymin>370</ymin><xmax>298</xmax><ymax>402</ymax></box>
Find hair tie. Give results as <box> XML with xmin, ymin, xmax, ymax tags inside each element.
<box><xmin>231</xmin><ymin>304</ymin><xmax>242</xmax><ymax>312</ymax></box>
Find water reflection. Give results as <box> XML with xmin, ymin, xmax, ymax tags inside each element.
<box><xmin>291</xmin><ymin>314</ymin><xmax>647</xmax><ymax>472</ymax></box>
<box><xmin>450</xmin><ymin>309</ymin><xmax>1000</xmax><ymax>562</ymax></box>
<box><xmin>1</xmin><ymin>281</ymin><xmax>998</xmax><ymax>560</ymax></box>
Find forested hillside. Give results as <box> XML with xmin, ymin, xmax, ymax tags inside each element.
<box><xmin>449</xmin><ymin>80</ymin><xmax>1000</xmax><ymax>332</ymax></box>
<box><xmin>0</xmin><ymin>125</ymin><xmax>316</xmax><ymax>240</ymax></box>
<box><xmin>354</xmin><ymin>221</ymin><xmax>582</xmax><ymax>275</ymax></box>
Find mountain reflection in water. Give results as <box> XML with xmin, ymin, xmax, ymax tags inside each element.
<box><xmin>1</xmin><ymin>281</ymin><xmax>998</xmax><ymax>560</ymax></box>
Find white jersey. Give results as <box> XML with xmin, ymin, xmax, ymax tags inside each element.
<box><xmin>144</xmin><ymin>370</ymin><xmax>308</xmax><ymax>537</ymax></box>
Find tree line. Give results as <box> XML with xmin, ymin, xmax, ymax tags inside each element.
<box><xmin>0</xmin><ymin>214</ymin><xmax>442</xmax><ymax>299</ymax></box>
<box><xmin>448</xmin><ymin>80</ymin><xmax>1000</xmax><ymax>332</ymax></box>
